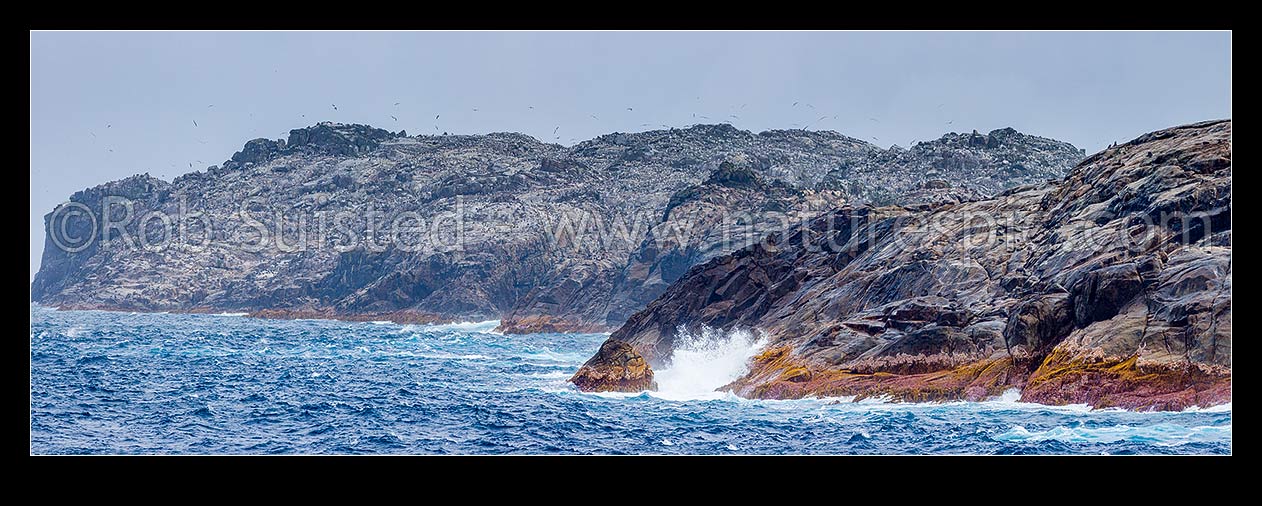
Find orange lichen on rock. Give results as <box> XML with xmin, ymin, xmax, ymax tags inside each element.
<box><xmin>1021</xmin><ymin>348</ymin><xmax>1231</xmax><ymax>411</ymax></box>
<box><xmin>725</xmin><ymin>346</ymin><xmax>1025</xmax><ymax>403</ymax></box>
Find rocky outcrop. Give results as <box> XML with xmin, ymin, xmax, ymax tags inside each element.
<box><xmin>569</xmin><ymin>340</ymin><xmax>657</xmax><ymax>392</ymax></box>
<box><xmin>579</xmin><ymin>120</ymin><xmax>1230</xmax><ymax>410</ymax></box>
<box><xmin>33</xmin><ymin>122</ymin><xmax>1082</xmax><ymax>333</ymax></box>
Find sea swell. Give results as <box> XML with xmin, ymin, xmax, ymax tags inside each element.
<box><xmin>30</xmin><ymin>307</ymin><xmax>1230</xmax><ymax>454</ymax></box>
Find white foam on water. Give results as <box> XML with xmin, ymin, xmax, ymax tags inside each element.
<box><xmin>523</xmin><ymin>371</ymin><xmax>571</xmax><ymax>379</ymax></box>
<box><xmin>63</xmin><ymin>325</ymin><xmax>87</xmax><ymax>338</ymax></box>
<box><xmin>423</xmin><ymin>320</ymin><xmax>502</xmax><ymax>333</ymax></box>
<box><xmin>1181</xmin><ymin>402</ymin><xmax>1232</xmax><ymax>413</ymax></box>
<box><xmin>651</xmin><ymin>326</ymin><xmax>769</xmax><ymax>402</ymax></box>
<box><xmin>995</xmin><ymin>423</ymin><xmax>1232</xmax><ymax>446</ymax></box>
<box><xmin>521</xmin><ymin>348</ymin><xmax>589</xmax><ymax>364</ymax></box>
<box><xmin>415</xmin><ymin>353</ymin><xmax>494</xmax><ymax>361</ymax></box>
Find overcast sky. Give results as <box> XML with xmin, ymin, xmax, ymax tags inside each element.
<box><xmin>29</xmin><ymin>31</ymin><xmax>1231</xmax><ymax>279</ymax></box>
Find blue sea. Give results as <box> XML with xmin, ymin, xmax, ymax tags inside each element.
<box><xmin>29</xmin><ymin>306</ymin><xmax>1231</xmax><ymax>455</ymax></box>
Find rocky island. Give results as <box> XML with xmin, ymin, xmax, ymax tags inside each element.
<box><xmin>571</xmin><ymin>120</ymin><xmax>1231</xmax><ymax>411</ymax></box>
<box><xmin>32</xmin><ymin>122</ymin><xmax>1082</xmax><ymax>334</ymax></box>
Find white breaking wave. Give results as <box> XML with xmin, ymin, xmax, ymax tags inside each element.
<box><xmin>976</xmin><ymin>388</ymin><xmax>1094</xmax><ymax>413</ymax></box>
<box><xmin>402</xmin><ymin>320</ymin><xmax>501</xmax><ymax>334</ymax></box>
<box><xmin>651</xmin><ymin>326</ymin><xmax>769</xmax><ymax>401</ymax></box>
<box><xmin>1181</xmin><ymin>402</ymin><xmax>1232</xmax><ymax>413</ymax></box>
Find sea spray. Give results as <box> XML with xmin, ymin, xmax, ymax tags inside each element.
<box><xmin>653</xmin><ymin>326</ymin><xmax>769</xmax><ymax>401</ymax></box>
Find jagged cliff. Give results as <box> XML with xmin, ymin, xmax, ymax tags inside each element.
<box><xmin>572</xmin><ymin>120</ymin><xmax>1231</xmax><ymax>411</ymax></box>
<box><xmin>32</xmin><ymin>121</ymin><xmax>1083</xmax><ymax>333</ymax></box>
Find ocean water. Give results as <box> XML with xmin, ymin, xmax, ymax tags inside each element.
<box><xmin>30</xmin><ymin>306</ymin><xmax>1231</xmax><ymax>455</ymax></box>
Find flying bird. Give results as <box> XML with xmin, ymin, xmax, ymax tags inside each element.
<box><xmin>626</xmin><ymin>107</ymin><xmax>633</xmax><ymax>111</ymax></box>
<box><xmin>590</xmin><ymin>115</ymin><xmax>599</xmax><ymax>120</ymax></box>
<box><xmin>528</xmin><ymin>106</ymin><xmax>534</xmax><ymax>110</ymax></box>
<box><xmin>807</xmin><ymin>104</ymin><xmax>815</xmax><ymax>109</ymax></box>
<box><xmin>729</xmin><ymin>114</ymin><xmax>739</xmax><ymax>119</ymax></box>
<box><xmin>740</xmin><ymin>104</ymin><xmax>747</xmax><ymax>109</ymax></box>
<box><xmin>947</xmin><ymin>120</ymin><xmax>954</xmax><ymax>125</ymax></box>
<box><xmin>871</xmin><ymin>136</ymin><xmax>879</xmax><ymax>141</ymax></box>
<box><xmin>472</xmin><ymin>108</ymin><xmax>479</xmax><ymax>112</ymax></box>
<box><xmin>792</xmin><ymin>102</ymin><xmax>799</xmax><ymax>107</ymax></box>
<box><xmin>394</xmin><ymin>102</ymin><xmax>400</xmax><ymax>106</ymax></box>
<box><xmin>390</xmin><ymin>115</ymin><xmax>398</xmax><ymax>121</ymax></box>
<box><xmin>332</xmin><ymin>104</ymin><xmax>338</xmax><ymax>110</ymax></box>
<box><xmin>90</xmin><ymin>132</ymin><xmax>96</xmax><ymax>138</ymax></box>
<box><xmin>107</xmin><ymin>124</ymin><xmax>111</xmax><ymax>128</ymax></box>
<box><xmin>208</xmin><ymin>104</ymin><xmax>214</xmax><ymax>108</ymax></box>
<box><xmin>869</xmin><ymin>118</ymin><xmax>879</xmax><ymax>122</ymax></box>
<box><xmin>435</xmin><ymin>114</ymin><xmax>440</xmax><ymax>120</ymax></box>
<box><xmin>553</xmin><ymin>126</ymin><xmax>559</xmax><ymax>134</ymax></box>
<box><xmin>192</xmin><ymin>120</ymin><xmax>198</xmax><ymax>127</ymax></box>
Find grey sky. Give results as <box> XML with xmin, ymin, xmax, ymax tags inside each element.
<box><xmin>29</xmin><ymin>31</ymin><xmax>1231</xmax><ymax>280</ymax></box>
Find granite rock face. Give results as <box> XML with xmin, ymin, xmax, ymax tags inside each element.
<box><xmin>33</xmin><ymin>122</ymin><xmax>1082</xmax><ymax>332</ymax></box>
<box><xmin>578</xmin><ymin>120</ymin><xmax>1230</xmax><ymax>410</ymax></box>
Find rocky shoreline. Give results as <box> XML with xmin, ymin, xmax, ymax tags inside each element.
<box><xmin>571</xmin><ymin>120</ymin><xmax>1232</xmax><ymax>411</ymax></box>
